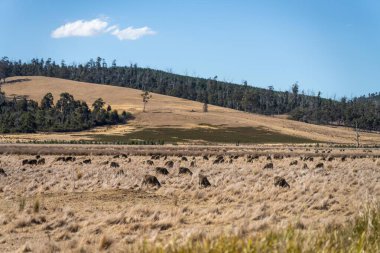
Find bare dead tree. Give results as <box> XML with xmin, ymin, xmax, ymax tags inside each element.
<box><xmin>355</xmin><ymin>121</ymin><xmax>360</xmax><ymax>147</ymax></box>
<box><xmin>203</xmin><ymin>102</ymin><xmax>208</xmax><ymax>113</ymax></box>
<box><xmin>141</xmin><ymin>91</ymin><xmax>152</xmax><ymax>112</ymax></box>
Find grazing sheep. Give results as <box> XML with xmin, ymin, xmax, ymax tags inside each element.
<box><xmin>37</xmin><ymin>158</ymin><xmax>45</xmax><ymax>165</ymax></box>
<box><xmin>64</xmin><ymin>157</ymin><xmax>76</xmax><ymax>162</ymax></box>
<box><xmin>213</xmin><ymin>156</ymin><xmax>224</xmax><ymax>164</ymax></box>
<box><xmin>247</xmin><ymin>154</ymin><xmax>260</xmax><ymax>163</ymax></box>
<box><xmin>315</xmin><ymin>163</ymin><xmax>324</xmax><ymax>169</ymax></box>
<box><xmin>22</xmin><ymin>159</ymin><xmax>38</xmax><ymax>165</ymax></box>
<box><xmin>289</xmin><ymin>160</ymin><xmax>298</xmax><ymax>166</ymax></box>
<box><xmin>179</xmin><ymin>167</ymin><xmax>193</xmax><ymax>175</ymax></box>
<box><xmin>165</xmin><ymin>160</ymin><xmax>174</xmax><ymax>168</ymax></box>
<box><xmin>56</xmin><ymin>156</ymin><xmax>76</xmax><ymax>162</ymax></box>
<box><xmin>116</xmin><ymin>169</ymin><xmax>124</xmax><ymax>176</ymax></box>
<box><xmin>274</xmin><ymin>176</ymin><xmax>290</xmax><ymax>188</ymax></box>
<box><xmin>199</xmin><ymin>174</ymin><xmax>211</xmax><ymax>188</ymax></box>
<box><xmin>142</xmin><ymin>175</ymin><xmax>161</xmax><ymax>188</ymax></box>
<box><xmin>83</xmin><ymin>159</ymin><xmax>91</xmax><ymax>164</ymax></box>
<box><xmin>110</xmin><ymin>162</ymin><xmax>120</xmax><ymax>168</ymax></box>
<box><xmin>56</xmin><ymin>157</ymin><xmax>65</xmax><ymax>162</ymax></box>
<box><xmin>0</xmin><ymin>168</ymin><xmax>7</xmax><ymax>177</ymax></box>
<box><xmin>263</xmin><ymin>163</ymin><xmax>273</xmax><ymax>169</ymax></box>
<box><xmin>155</xmin><ymin>167</ymin><xmax>169</xmax><ymax>175</ymax></box>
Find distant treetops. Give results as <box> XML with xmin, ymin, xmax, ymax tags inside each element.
<box><xmin>0</xmin><ymin>91</ymin><xmax>131</xmax><ymax>133</ymax></box>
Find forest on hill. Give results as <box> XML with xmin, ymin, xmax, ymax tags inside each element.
<box><xmin>0</xmin><ymin>90</ymin><xmax>131</xmax><ymax>133</ymax></box>
<box><xmin>0</xmin><ymin>57</ymin><xmax>379</xmax><ymax>131</ymax></box>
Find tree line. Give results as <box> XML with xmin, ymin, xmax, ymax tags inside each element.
<box><xmin>0</xmin><ymin>90</ymin><xmax>131</xmax><ymax>133</ymax></box>
<box><xmin>0</xmin><ymin>57</ymin><xmax>379</xmax><ymax>131</ymax></box>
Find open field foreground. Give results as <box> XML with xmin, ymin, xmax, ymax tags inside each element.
<box><xmin>2</xmin><ymin>76</ymin><xmax>380</xmax><ymax>144</ymax></box>
<box><xmin>0</xmin><ymin>145</ymin><xmax>379</xmax><ymax>252</ymax></box>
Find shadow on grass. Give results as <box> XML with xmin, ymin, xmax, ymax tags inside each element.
<box><xmin>4</xmin><ymin>78</ymin><xmax>31</xmax><ymax>84</ymax></box>
<box><xmin>89</xmin><ymin>126</ymin><xmax>315</xmax><ymax>144</ymax></box>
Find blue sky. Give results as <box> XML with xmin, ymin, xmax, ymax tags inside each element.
<box><xmin>1</xmin><ymin>0</ymin><xmax>380</xmax><ymax>98</ymax></box>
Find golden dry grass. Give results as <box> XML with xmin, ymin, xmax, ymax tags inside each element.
<box><xmin>0</xmin><ymin>147</ymin><xmax>379</xmax><ymax>252</ymax></box>
<box><xmin>2</xmin><ymin>76</ymin><xmax>380</xmax><ymax>144</ymax></box>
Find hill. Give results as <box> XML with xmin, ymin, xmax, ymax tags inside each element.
<box><xmin>1</xmin><ymin>76</ymin><xmax>379</xmax><ymax>144</ymax></box>
<box><xmin>1</xmin><ymin>57</ymin><xmax>379</xmax><ymax>131</ymax></box>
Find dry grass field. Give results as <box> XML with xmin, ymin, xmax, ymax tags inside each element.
<box><xmin>2</xmin><ymin>76</ymin><xmax>380</xmax><ymax>144</ymax></box>
<box><xmin>0</xmin><ymin>146</ymin><xmax>379</xmax><ymax>252</ymax></box>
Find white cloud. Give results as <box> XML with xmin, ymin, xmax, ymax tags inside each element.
<box><xmin>51</xmin><ymin>18</ymin><xmax>156</xmax><ymax>41</ymax></box>
<box><xmin>51</xmin><ymin>18</ymin><xmax>108</xmax><ymax>38</ymax></box>
<box><xmin>105</xmin><ymin>25</ymin><xmax>118</xmax><ymax>33</ymax></box>
<box><xmin>111</xmin><ymin>26</ymin><xmax>156</xmax><ymax>40</ymax></box>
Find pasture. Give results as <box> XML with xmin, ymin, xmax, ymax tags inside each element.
<box><xmin>0</xmin><ymin>145</ymin><xmax>379</xmax><ymax>252</ymax></box>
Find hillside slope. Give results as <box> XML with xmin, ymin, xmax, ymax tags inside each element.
<box><xmin>2</xmin><ymin>76</ymin><xmax>380</xmax><ymax>144</ymax></box>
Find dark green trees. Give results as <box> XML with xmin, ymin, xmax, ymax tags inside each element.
<box><xmin>0</xmin><ymin>91</ymin><xmax>131</xmax><ymax>133</ymax></box>
<box><xmin>0</xmin><ymin>57</ymin><xmax>10</xmax><ymax>84</ymax></box>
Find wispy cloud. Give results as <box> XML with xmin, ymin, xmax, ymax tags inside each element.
<box><xmin>51</xmin><ymin>18</ymin><xmax>108</xmax><ymax>38</ymax></box>
<box><xmin>51</xmin><ymin>18</ymin><xmax>157</xmax><ymax>41</ymax></box>
<box><xmin>111</xmin><ymin>26</ymin><xmax>156</xmax><ymax>40</ymax></box>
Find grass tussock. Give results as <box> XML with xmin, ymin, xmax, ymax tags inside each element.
<box><xmin>99</xmin><ymin>235</ymin><xmax>113</xmax><ymax>251</ymax></box>
<box><xmin>33</xmin><ymin>199</ymin><xmax>40</xmax><ymax>213</ymax></box>
<box><xmin>136</xmin><ymin>203</ymin><xmax>380</xmax><ymax>253</ymax></box>
<box><xmin>18</xmin><ymin>198</ymin><xmax>26</xmax><ymax>212</ymax></box>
